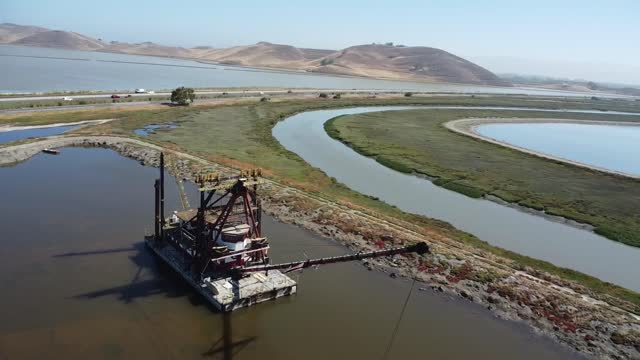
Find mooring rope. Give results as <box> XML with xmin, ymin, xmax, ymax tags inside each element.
<box><xmin>382</xmin><ymin>277</ymin><xmax>416</xmax><ymax>360</ymax></box>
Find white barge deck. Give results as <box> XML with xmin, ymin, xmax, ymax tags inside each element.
<box><xmin>145</xmin><ymin>237</ymin><xmax>297</xmax><ymax>312</ymax></box>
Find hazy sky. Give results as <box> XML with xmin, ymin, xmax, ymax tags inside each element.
<box><xmin>2</xmin><ymin>0</ymin><xmax>639</xmax><ymax>84</ymax></box>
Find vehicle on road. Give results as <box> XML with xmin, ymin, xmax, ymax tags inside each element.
<box><xmin>111</xmin><ymin>94</ymin><xmax>120</xmax><ymax>99</ymax></box>
<box><xmin>148</xmin><ymin>91</ymin><xmax>155</xmax><ymax>94</ymax></box>
<box><xmin>62</xmin><ymin>97</ymin><xmax>73</xmax><ymax>101</ymax></box>
<box><xmin>135</xmin><ymin>88</ymin><xmax>146</xmax><ymax>93</ymax></box>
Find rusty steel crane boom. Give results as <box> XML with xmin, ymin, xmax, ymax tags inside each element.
<box><xmin>240</xmin><ymin>241</ymin><xmax>429</xmax><ymax>274</ymax></box>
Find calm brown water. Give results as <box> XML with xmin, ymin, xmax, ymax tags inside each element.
<box><xmin>0</xmin><ymin>148</ymin><xmax>582</xmax><ymax>359</ymax></box>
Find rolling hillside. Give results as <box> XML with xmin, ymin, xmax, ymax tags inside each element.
<box><xmin>195</xmin><ymin>42</ymin><xmax>334</xmax><ymax>68</ymax></box>
<box><xmin>0</xmin><ymin>23</ymin><xmax>508</xmax><ymax>85</ymax></box>
<box><xmin>11</xmin><ymin>30</ymin><xmax>105</xmax><ymax>51</ymax></box>
<box><xmin>310</xmin><ymin>44</ymin><xmax>507</xmax><ymax>85</ymax></box>
<box><xmin>105</xmin><ymin>41</ymin><xmax>193</xmax><ymax>58</ymax></box>
<box><xmin>0</xmin><ymin>23</ymin><xmax>47</xmax><ymax>43</ymax></box>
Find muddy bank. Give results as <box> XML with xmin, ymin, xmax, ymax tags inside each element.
<box><xmin>258</xmin><ymin>187</ymin><xmax>640</xmax><ymax>359</ymax></box>
<box><xmin>484</xmin><ymin>194</ymin><xmax>595</xmax><ymax>231</ymax></box>
<box><xmin>412</xmin><ymin>172</ymin><xmax>595</xmax><ymax>232</ymax></box>
<box><xmin>1</xmin><ymin>135</ymin><xmax>639</xmax><ymax>359</ymax></box>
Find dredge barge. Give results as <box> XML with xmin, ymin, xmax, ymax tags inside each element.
<box><xmin>146</xmin><ymin>153</ymin><xmax>429</xmax><ymax>311</ymax></box>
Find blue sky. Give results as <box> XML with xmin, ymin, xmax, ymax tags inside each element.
<box><xmin>2</xmin><ymin>0</ymin><xmax>639</xmax><ymax>84</ymax></box>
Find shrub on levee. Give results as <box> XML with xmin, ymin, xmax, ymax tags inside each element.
<box><xmin>171</xmin><ymin>87</ymin><xmax>195</xmax><ymax>106</ymax></box>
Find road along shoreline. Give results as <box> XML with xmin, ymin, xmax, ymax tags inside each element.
<box><xmin>445</xmin><ymin>117</ymin><xmax>640</xmax><ymax>179</ymax></box>
<box><xmin>1</xmin><ymin>134</ymin><xmax>639</xmax><ymax>359</ymax></box>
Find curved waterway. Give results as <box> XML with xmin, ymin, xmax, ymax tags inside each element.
<box><xmin>0</xmin><ymin>148</ymin><xmax>581</xmax><ymax>359</ymax></box>
<box><xmin>273</xmin><ymin>106</ymin><xmax>640</xmax><ymax>291</ymax></box>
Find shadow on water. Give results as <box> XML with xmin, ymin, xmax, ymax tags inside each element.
<box><xmin>53</xmin><ymin>241</ymin><xmax>257</xmax><ymax>359</ymax></box>
<box><xmin>202</xmin><ymin>313</ymin><xmax>257</xmax><ymax>359</ymax></box>
<box><xmin>55</xmin><ymin>242</ymin><xmax>206</xmax><ymax>306</ymax></box>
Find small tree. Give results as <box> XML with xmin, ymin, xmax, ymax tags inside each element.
<box><xmin>171</xmin><ymin>86</ymin><xmax>195</xmax><ymax>105</ymax></box>
<box><xmin>404</xmin><ymin>92</ymin><xmax>413</xmax><ymax>97</ymax></box>
<box><xmin>333</xmin><ymin>93</ymin><xmax>341</xmax><ymax>99</ymax></box>
<box><xmin>319</xmin><ymin>93</ymin><xmax>328</xmax><ymax>98</ymax></box>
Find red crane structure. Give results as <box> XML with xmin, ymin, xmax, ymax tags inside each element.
<box><xmin>146</xmin><ymin>153</ymin><xmax>429</xmax><ymax>311</ymax></box>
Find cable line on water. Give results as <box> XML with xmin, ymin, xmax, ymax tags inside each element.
<box><xmin>382</xmin><ymin>277</ymin><xmax>416</xmax><ymax>360</ymax></box>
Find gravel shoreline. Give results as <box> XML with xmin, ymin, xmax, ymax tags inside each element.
<box><xmin>1</xmin><ymin>135</ymin><xmax>639</xmax><ymax>359</ymax></box>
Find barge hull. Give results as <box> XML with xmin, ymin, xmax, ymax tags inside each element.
<box><xmin>145</xmin><ymin>237</ymin><xmax>297</xmax><ymax>312</ymax></box>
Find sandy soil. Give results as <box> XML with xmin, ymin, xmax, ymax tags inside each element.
<box><xmin>445</xmin><ymin>117</ymin><xmax>640</xmax><ymax>179</ymax></box>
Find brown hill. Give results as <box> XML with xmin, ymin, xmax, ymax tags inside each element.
<box><xmin>196</xmin><ymin>42</ymin><xmax>333</xmax><ymax>67</ymax></box>
<box><xmin>12</xmin><ymin>30</ymin><xmax>105</xmax><ymax>51</ymax></box>
<box><xmin>197</xmin><ymin>42</ymin><xmax>505</xmax><ymax>85</ymax></box>
<box><xmin>103</xmin><ymin>41</ymin><xmax>193</xmax><ymax>58</ymax></box>
<box><xmin>2</xmin><ymin>23</ymin><xmax>508</xmax><ymax>86</ymax></box>
<box><xmin>311</xmin><ymin>44</ymin><xmax>507</xmax><ymax>85</ymax></box>
<box><xmin>0</xmin><ymin>23</ymin><xmax>47</xmax><ymax>43</ymax></box>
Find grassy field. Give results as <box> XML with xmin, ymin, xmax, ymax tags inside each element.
<box><xmin>3</xmin><ymin>95</ymin><xmax>640</xmax><ymax>304</ymax></box>
<box><xmin>325</xmin><ymin>109</ymin><xmax>640</xmax><ymax>248</ymax></box>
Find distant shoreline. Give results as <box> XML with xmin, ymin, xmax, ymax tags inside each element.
<box><xmin>2</xmin><ymin>44</ymin><xmax>629</xmax><ymax>98</ymax></box>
